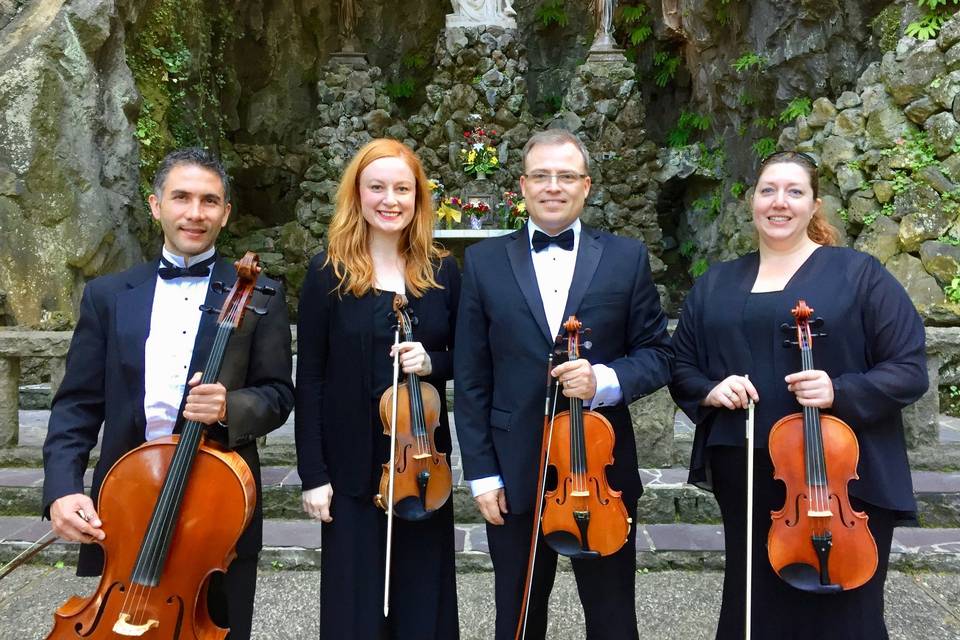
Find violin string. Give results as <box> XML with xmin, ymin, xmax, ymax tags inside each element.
<box><xmin>803</xmin><ymin>330</ymin><xmax>828</xmax><ymax>537</ymax></box>
<box><xmin>123</xmin><ymin>293</ymin><xmax>239</xmax><ymax>624</ymax></box>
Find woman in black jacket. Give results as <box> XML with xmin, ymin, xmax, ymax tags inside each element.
<box><xmin>669</xmin><ymin>151</ymin><xmax>927</xmax><ymax>639</ymax></box>
<box><xmin>295</xmin><ymin>139</ymin><xmax>460</xmax><ymax>639</ymax></box>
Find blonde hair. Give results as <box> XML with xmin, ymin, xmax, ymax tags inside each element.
<box><xmin>756</xmin><ymin>151</ymin><xmax>841</xmax><ymax>246</ymax></box>
<box><xmin>325</xmin><ymin>139</ymin><xmax>447</xmax><ymax>297</ymax></box>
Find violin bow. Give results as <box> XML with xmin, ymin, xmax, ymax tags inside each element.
<box><xmin>744</xmin><ymin>374</ymin><xmax>754</xmax><ymax>640</ymax></box>
<box><xmin>383</xmin><ymin>295</ymin><xmax>404</xmax><ymax>617</ymax></box>
<box><xmin>0</xmin><ymin>509</ymin><xmax>87</xmax><ymax>581</ymax></box>
<box><xmin>514</xmin><ymin>352</ymin><xmax>558</xmax><ymax>640</ymax></box>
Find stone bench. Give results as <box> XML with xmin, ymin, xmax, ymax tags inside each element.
<box><xmin>1</xmin><ymin>326</ymin><xmax>958</xmax><ymax>458</ymax></box>
<box><xmin>0</xmin><ymin>330</ymin><xmax>71</xmax><ymax>446</ymax></box>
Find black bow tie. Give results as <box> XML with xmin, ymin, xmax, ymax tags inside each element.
<box><xmin>158</xmin><ymin>255</ymin><xmax>216</xmax><ymax>280</ymax></box>
<box><xmin>531</xmin><ymin>229</ymin><xmax>574</xmax><ymax>252</ymax></box>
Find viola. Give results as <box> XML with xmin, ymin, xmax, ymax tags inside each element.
<box><xmin>374</xmin><ymin>293</ymin><xmax>452</xmax><ymax>521</ymax></box>
<box><xmin>46</xmin><ymin>252</ymin><xmax>271</xmax><ymax>639</ymax></box>
<box><xmin>540</xmin><ymin>316</ymin><xmax>631</xmax><ymax>559</ymax></box>
<box><xmin>767</xmin><ymin>299</ymin><xmax>878</xmax><ymax>593</ymax></box>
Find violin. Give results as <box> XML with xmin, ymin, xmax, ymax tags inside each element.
<box><xmin>374</xmin><ymin>294</ymin><xmax>452</xmax><ymax>521</ymax></box>
<box><xmin>767</xmin><ymin>300</ymin><xmax>878</xmax><ymax>593</ymax></box>
<box><xmin>45</xmin><ymin>252</ymin><xmax>270</xmax><ymax>639</ymax></box>
<box><xmin>540</xmin><ymin>316</ymin><xmax>631</xmax><ymax>559</ymax></box>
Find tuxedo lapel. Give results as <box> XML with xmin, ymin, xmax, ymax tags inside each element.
<box><xmin>115</xmin><ymin>262</ymin><xmax>159</xmax><ymax>437</ymax></box>
<box><xmin>506</xmin><ymin>229</ymin><xmax>552</xmax><ymax>345</ymax></box>
<box><xmin>563</xmin><ymin>226</ymin><xmax>603</xmax><ymax>320</ymax></box>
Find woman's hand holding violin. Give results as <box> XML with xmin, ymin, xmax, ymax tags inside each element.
<box><xmin>302</xmin><ymin>483</ymin><xmax>334</xmax><ymax>523</ymax></box>
<box><xmin>391</xmin><ymin>341</ymin><xmax>432</xmax><ymax>376</ymax></box>
<box><xmin>785</xmin><ymin>369</ymin><xmax>834</xmax><ymax>408</ymax></box>
<box><xmin>704</xmin><ymin>375</ymin><xmax>759</xmax><ymax>410</ymax></box>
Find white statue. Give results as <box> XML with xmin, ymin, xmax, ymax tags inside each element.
<box><xmin>447</xmin><ymin>0</ymin><xmax>516</xmax><ymax>28</ymax></box>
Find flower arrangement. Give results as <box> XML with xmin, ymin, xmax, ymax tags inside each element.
<box><xmin>459</xmin><ymin>126</ymin><xmax>500</xmax><ymax>177</ymax></box>
<box><xmin>498</xmin><ymin>191</ymin><xmax>527</xmax><ymax>229</ymax></box>
<box><xmin>454</xmin><ymin>197</ymin><xmax>492</xmax><ymax>229</ymax></box>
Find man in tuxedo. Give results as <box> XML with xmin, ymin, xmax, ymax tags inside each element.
<box><xmin>455</xmin><ymin>130</ymin><xmax>672</xmax><ymax>639</ymax></box>
<box><xmin>42</xmin><ymin>148</ymin><xmax>294</xmax><ymax>639</ymax></box>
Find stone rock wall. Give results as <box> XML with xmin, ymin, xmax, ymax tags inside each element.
<box><xmin>772</xmin><ymin>17</ymin><xmax>960</xmax><ymax>324</ymax></box>
<box><xmin>0</xmin><ymin>0</ymin><xmax>145</xmax><ymax>327</ymax></box>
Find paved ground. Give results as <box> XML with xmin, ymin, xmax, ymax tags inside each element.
<box><xmin>1</xmin><ymin>566</ymin><xmax>958</xmax><ymax>639</ymax></box>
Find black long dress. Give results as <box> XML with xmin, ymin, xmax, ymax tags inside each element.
<box><xmin>295</xmin><ymin>253</ymin><xmax>461</xmax><ymax>639</ymax></box>
<box><xmin>669</xmin><ymin>246</ymin><xmax>928</xmax><ymax>640</ymax></box>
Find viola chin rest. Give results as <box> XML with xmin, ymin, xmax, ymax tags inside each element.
<box><xmin>779</xmin><ymin>562</ymin><xmax>844</xmax><ymax>594</ymax></box>
<box><xmin>543</xmin><ymin>531</ymin><xmax>601</xmax><ymax>560</ymax></box>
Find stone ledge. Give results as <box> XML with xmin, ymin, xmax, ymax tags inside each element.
<box><xmin>0</xmin><ymin>331</ymin><xmax>71</xmax><ymax>357</ymax></box>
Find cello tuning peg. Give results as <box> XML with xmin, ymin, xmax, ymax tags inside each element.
<box><xmin>245</xmin><ymin>305</ymin><xmax>268</xmax><ymax>316</ymax></box>
<box><xmin>199</xmin><ymin>304</ymin><xmax>221</xmax><ymax>315</ymax></box>
<box><xmin>254</xmin><ymin>285</ymin><xmax>276</xmax><ymax>296</ymax></box>
<box><xmin>211</xmin><ymin>281</ymin><xmax>226</xmax><ymax>294</ymax></box>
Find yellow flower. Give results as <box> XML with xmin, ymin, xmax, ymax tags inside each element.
<box><xmin>437</xmin><ymin>201</ymin><xmax>462</xmax><ymax>224</ymax></box>
<box><xmin>467</xmin><ymin>150</ymin><xmax>477</xmax><ymax>163</ymax></box>
<box><xmin>517</xmin><ymin>201</ymin><xmax>526</xmax><ymax>213</ymax></box>
<box><xmin>490</xmin><ymin>155</ymin><xmax>499</xmax><ymax>166</ymax></box>
<box><xmin>428</xmin><ymin>179</ymin><xmax>438</xmax><ymax>191</ymax></box>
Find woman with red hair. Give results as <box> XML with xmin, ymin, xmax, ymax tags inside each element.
<box><xmin>295</xmin><ymin>139</ymin><xmax>460</xmax><ymax>638</ymax></box>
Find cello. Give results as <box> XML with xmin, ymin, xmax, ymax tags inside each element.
<box><xmin>46</xmin><ymin>252</ymin><xmax>270</xmax><ymax>639</ymax></box>
<box><xmin>767</xmin><ymin>299</ymin><xmax>878</xmax><ymax>593</ymax></box>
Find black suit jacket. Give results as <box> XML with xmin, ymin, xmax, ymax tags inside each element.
<box><xmin>454</xmin><ymin>224</ymin><xmax>673</xmax><ymax>513</ymax></box>
<box><xmin>295</xmin><ymin>253</ymin><xmax>461</xmax><ymax>497</ymax></box>
<box><xmin>42</xmin><ymin>257</ymin><xmax>295</xmax><ymax>576</ymax></box>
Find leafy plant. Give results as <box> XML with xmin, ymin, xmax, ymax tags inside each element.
<box><xmin>543</xmin><ymin>94</ymin><xmax>563</xmax><ymax>114</ymax></box>
<box><xmin>752</xmin><ymin>137</ymin><xmax>777</xmax><ymax>159</ymax></box>
<box><xmin>384</xmin><ymin>79</ymin><xmax>415</xmax><ymax>99</ymax></box>
<box><xmin>730</xmin><ymin>181</ymin><xmax>747</xmax><ymax>198</ymax></box>
<box><xmin>779</xmin><ymin>97</ymin><xmax>812</xmax><ymax>123</ymax></box>
<box><xmin>536</xmin><ymin>0</ymin><xmax>569</xmax><ymax>28</ymax></box>
<box><xmin>906</xmin><ymin>0</ymin><xmax>960</xmax><ymax>39</ymax></box>
<box><xmin>620</xmin><ymin>3</ymin><xmax>652</xmax><ymax>45</ymax></box>
<box><xmin>653</xmin><ymin>51</ymin><xmax>681</xmax><ymax>87</ymax></box>
<box><xmin>690</xmin><ymin>258</ymin><xmax>710</xmax><ymax>278</ymax></box>
<box><xmin>732</xmin><ymin>52</ymin><xmax>767</xmax><ymax>73</ymax></box>
<box><xmin>667</xmin><ymin>111</ymin><xmax>711</xmax><ymax>147</ymax></box>
<box><xmin>752</xmin><ymin>116</ymin><xmax>778</xmax><ymax>131</ymax></box>
<box><xmin>946</xmin><ymin>272</ymin><xmax>960</xmax><ymax>304</ymax></box>
<box><xmin>938</xmin><ymin>232</ymin><xmax>960</xmax><ymax>246</ymax></box>
<box><xmin>679</xmin><ymin>239</ymin><xmax>695</xmax><ymax>257</ymax></box>
<box><xmin>699</xmin><ymin>144</ymin><xmax>726</xmax><ymax>173</ymax></box>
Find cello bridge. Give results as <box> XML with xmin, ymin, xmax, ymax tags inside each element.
<box><xmin>113</xmin><ymin>613</ymin><xmax>159</xmax><ymax>636</ymax></box>
<box><xmin>806</xmin><ymin>509</ymin><xmax>833</xmax><ymax>517</ymax></box>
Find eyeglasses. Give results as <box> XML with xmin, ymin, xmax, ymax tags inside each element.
<box><xmin>760</xmin><ymin>150</ymin><xmax>818</xmax><ymax>168</ymax></box>
<box><xmin>522</xmin><ymin>172</ymin><xmax>589</xmax><ymax>186</ymax></box>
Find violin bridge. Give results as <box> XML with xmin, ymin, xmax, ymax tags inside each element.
<box><xmin>570</xmin><ymin>490</ymin><xmax>590</xmax><ymax>497</ymax></box>
<box><xmin>113</xmin><ymin>613</ymin><xmax>159</xmax><ymax>636</ymax></box>
<box><xmin>412</xmin><ymin>453</ymin><xmax>432</xmax><ymax>461</ymax></box>
<box><xmin>807</xmin><ymin>509</ymin><xmax>833</xmax><ymax>517</ymax></box>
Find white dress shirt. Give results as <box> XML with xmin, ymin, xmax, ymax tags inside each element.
<box><xmin>468</xmin><ymin>221</ymin><xmax>623</xmax><ymax>497</ymax></box>
<box><xmin>143</xmin><ymin>247</ymin><xmax>215</xmax><ymax>441</ymax></box>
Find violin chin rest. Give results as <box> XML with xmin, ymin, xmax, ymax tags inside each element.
<box><xmin>543</xmin><ymin>531</ymin><xmax>601</xmax><ymax>560</ymax></box>
<box><xmin>778</xmin><ymin>563</ymin><xmax>844</xmax><ymax>594</ymax></box>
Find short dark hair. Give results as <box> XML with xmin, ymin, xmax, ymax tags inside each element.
<box><xmin>152</xmin><ymin>147</ymin><xmax>231</xmax><ymax>203</ymax></box>
<box><xmin>522</xmin><ymin>130</ymin><xmax>591</xmax><ymax>172</ymax></box>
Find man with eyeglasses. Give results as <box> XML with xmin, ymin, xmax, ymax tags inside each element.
<box><xmin>455</xmin><ymin>129</ymin><xmax>673</xmax><ymax>639</ymax></box>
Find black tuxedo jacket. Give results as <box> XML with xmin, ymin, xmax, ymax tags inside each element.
<box><xmin>454</xmin><ymin>224</ymin><xmax>673</xmax><ymax>513</ymax></box>
<box><xmin>42</xmin><ymin>257</ymin><xmax>294</xmax><ymax>576</ymax></box>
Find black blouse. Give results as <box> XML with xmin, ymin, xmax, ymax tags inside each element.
<box><xmin>669</xmin><ymin>246</ymin><xmax>928</xmax><ymax>515</ymax></box>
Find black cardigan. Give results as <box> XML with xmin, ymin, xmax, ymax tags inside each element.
<box><xmin>295</xmin><ymin>252</ymin><xmax>461</xmax><ymax>496</ymax></box>
<box><xmin>669</xmin><ymin>246</ymin><xmax>927</xmax><ymax>515</ymax></box>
